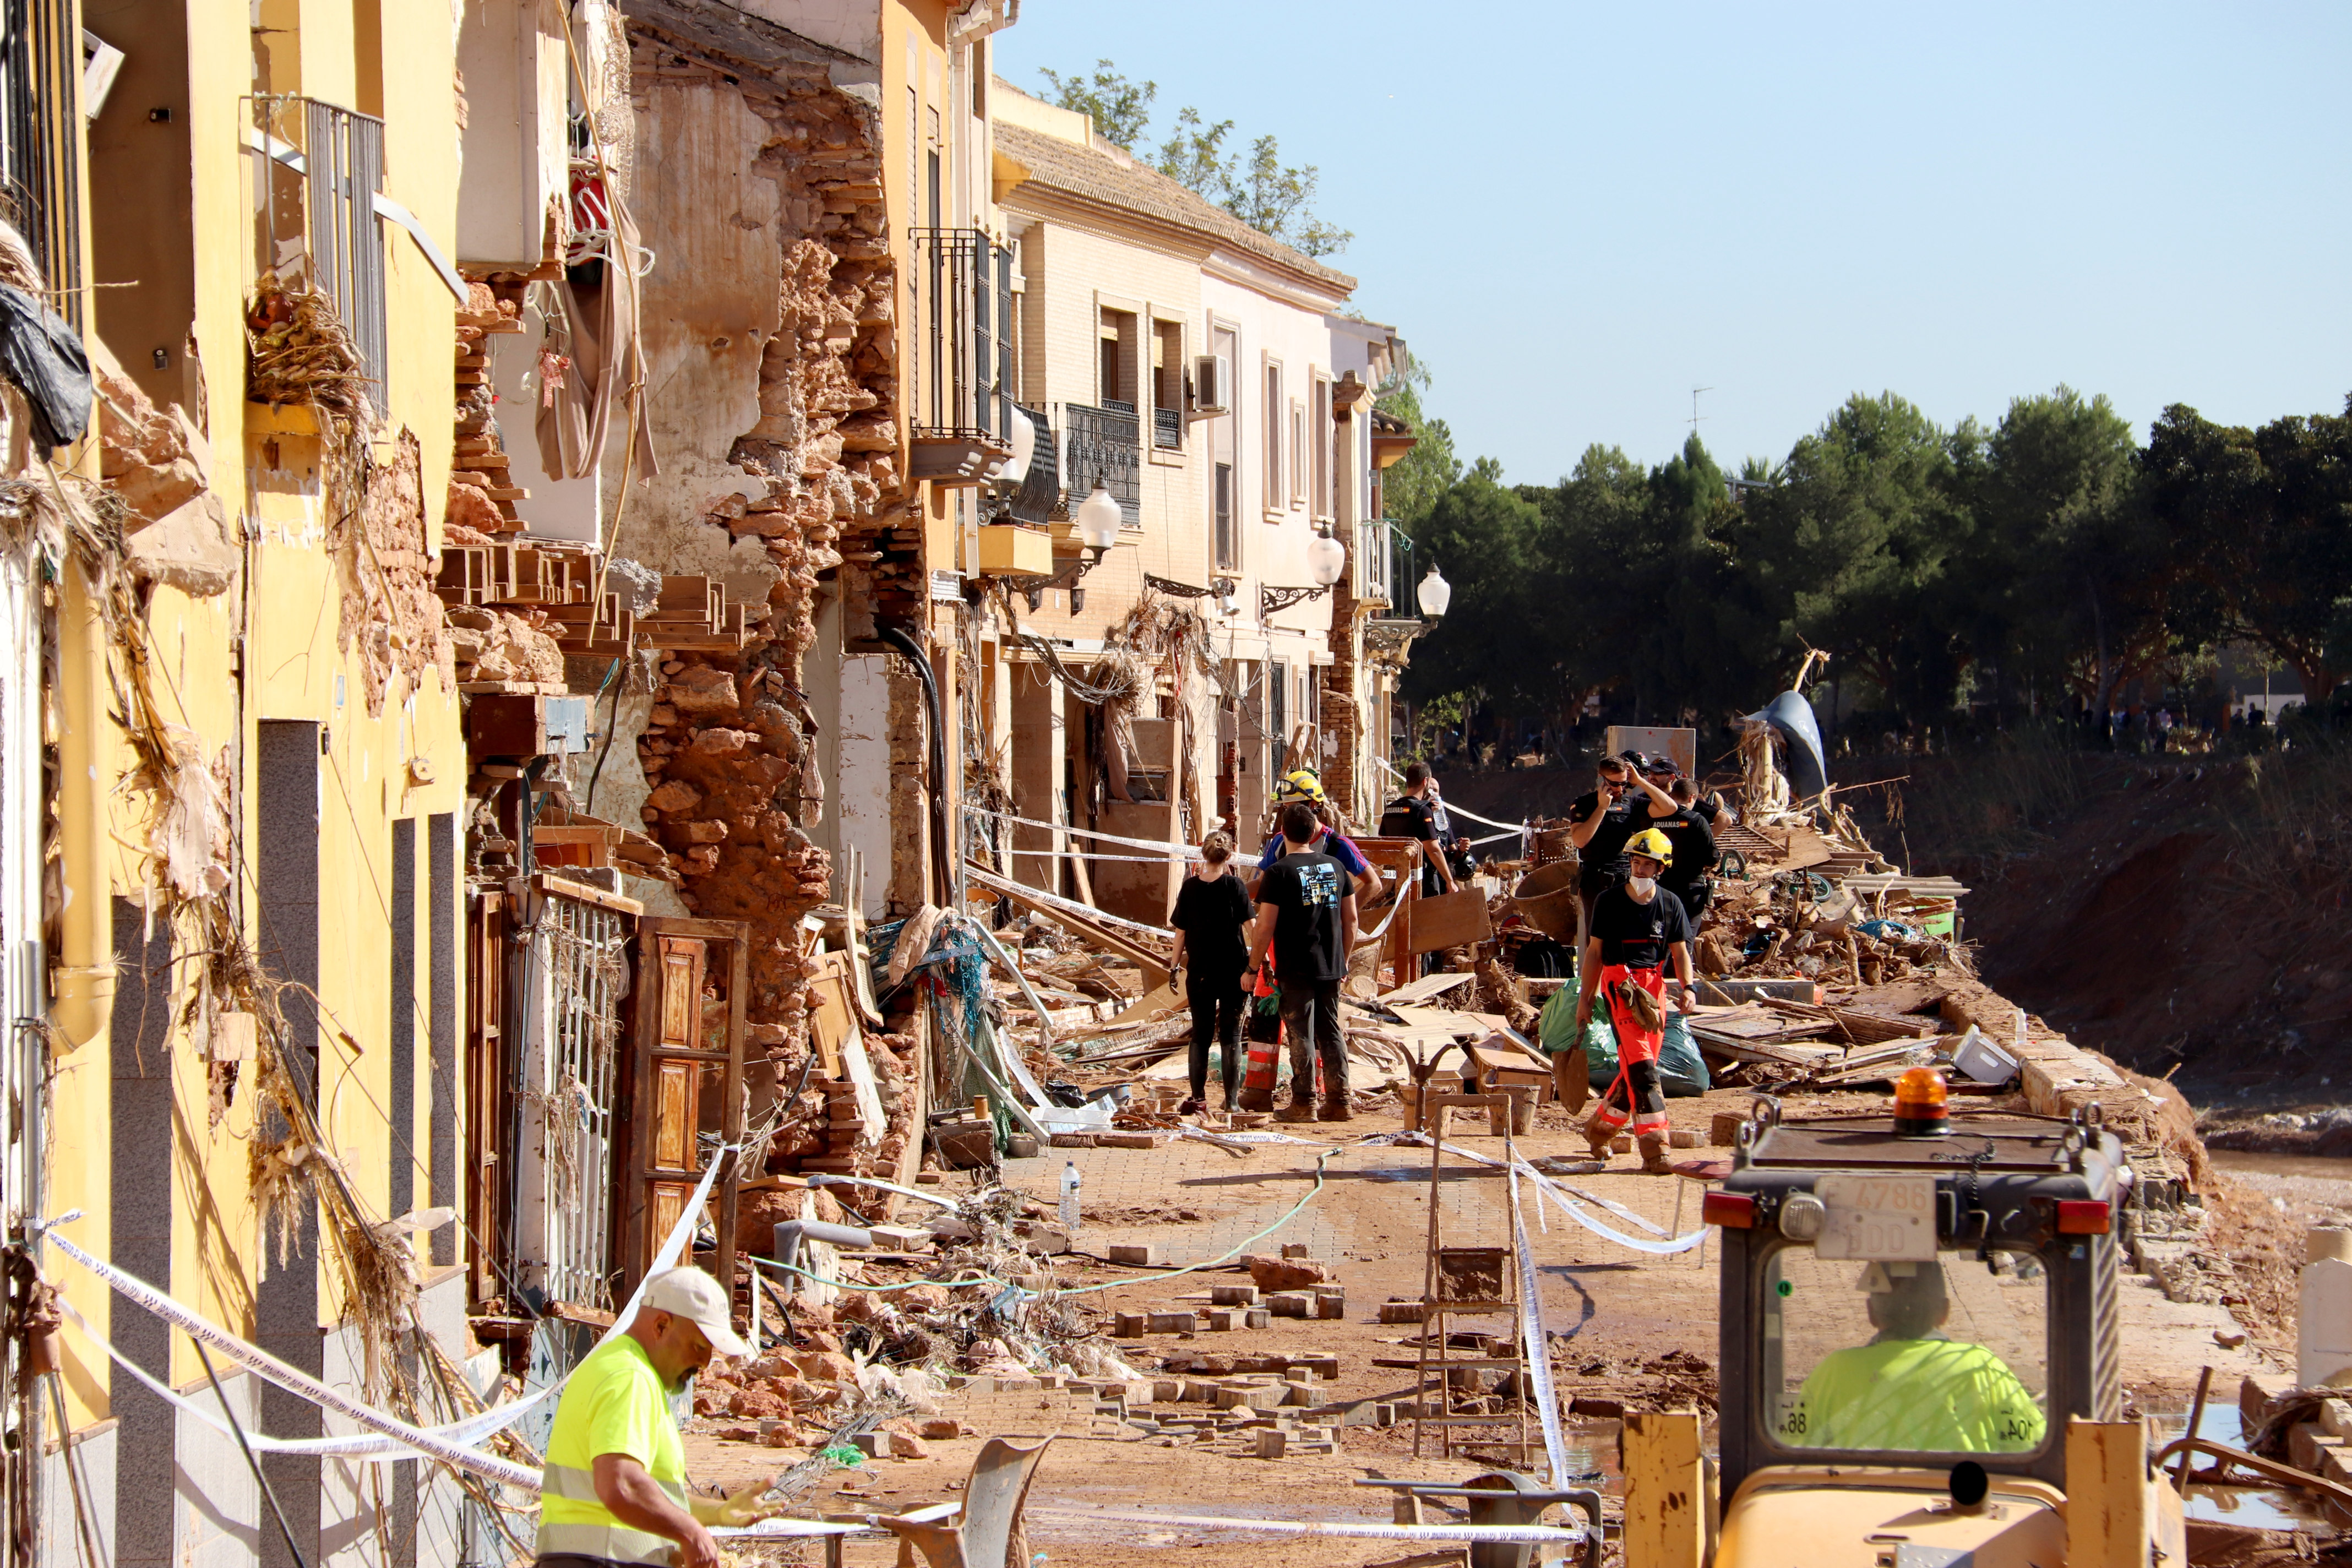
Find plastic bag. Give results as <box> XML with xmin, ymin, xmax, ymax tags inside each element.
<box><xmin>0</xmin><ymin>284</ymin><xmax>89</xmax><ymax>452</ymax></box>
<box><xmin>1554</xmin><ymin>1000</ymin><xmax>1709</xmax><ymax>1098</ymax></box>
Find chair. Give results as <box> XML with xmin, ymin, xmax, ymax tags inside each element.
<box><xmin>874</xmin><ymin>1434</ymin><xmax>1056</xmax><ymax>1568</ymax></box>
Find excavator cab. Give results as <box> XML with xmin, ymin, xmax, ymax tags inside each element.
<box><xmin>1693</xmin><ymin>1082</ymin><xmax>2184</xmax><ymax>1568</ymax></box>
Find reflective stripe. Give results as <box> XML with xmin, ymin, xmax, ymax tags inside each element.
<box><xmin>535</xmin><ymin>1520</ymin><xmax>677</xmax><ymax>1566</ymax></box>
<box><xmin>540</xmin><ymin>1460</ymin><xmax>689</xmax><ymax>1507</ymax></box>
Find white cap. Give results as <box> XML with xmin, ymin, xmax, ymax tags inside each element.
<box><xmin>639</xmin><ymin>1266</ymin><xmax>751</xmax><ymax>1359</ymax></box>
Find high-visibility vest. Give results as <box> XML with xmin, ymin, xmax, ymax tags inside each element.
<box><xmin>536</xmin><ymin>1336</ymin><xmax>690</xmax><ymax>1565</ymax></box>
<box><xmin>1787</xmin><ymin>1337</ymin><xmax>2048</xmax><ymax>1453</ymax></box>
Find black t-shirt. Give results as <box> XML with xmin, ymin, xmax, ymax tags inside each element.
<box><xmin>1649</xmin><ymin>807</ymin><xmax>1716</xmax><ymax>894</ymax></box>
<box><xmin>1689</xmin><ymin>797</ymin><xmax>1722</xmax><ymax>824</ymax></box>
<box><xmin>1570</xmin><ymin>788</ymin><xmax>1641</xmax><ymax>891</ymax></box>
<box><xmin>1256</xmin><ymin>850</ymin><xmax>1349</xmax><ymax>983</ymax></box>
<box><xmin>1379</xmin><ymin>794</ymin><xmax>1439</xmax><ymax>842</ymax></box>
<box><xmin>1588</xmin><ymin>884</ymin><xmax>1693</xmax><ymax>970</ymax></box>
<box><xmin>1169</xmin><ymin>871</ymin><xmax>1253</xmax><ymax>977</ymax></box>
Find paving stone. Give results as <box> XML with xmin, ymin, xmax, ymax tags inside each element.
<box><xmin>1108</xmin><ymin>1243</ymin><xmax>1158</xmax><ymax>1265</ymax></box>
<box><xmin>1211</xmin><ymin>1284</ymin><xmax>1260</xmax><ymax>1306</ymax></box>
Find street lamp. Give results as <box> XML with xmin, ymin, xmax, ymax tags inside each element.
<box><xmin>1074</xmin><ymin>484</ymin><xmax>1122</xmax><ymax>558</ymax></box>
<box><xmin>1417</xmin><ymin>564</ymin><xmax>1451</xmax><ymax>618</ymax></box>
<box><xmin>1306</xmin><ymin>527</ymin><xmax>1346</xmax><ymax>588</ymax></box>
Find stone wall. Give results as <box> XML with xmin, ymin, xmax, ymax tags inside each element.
<box><xmin>619</xmin><ymin>3</ymin><xmax>914</xmax><ymax>1064</ymax></box>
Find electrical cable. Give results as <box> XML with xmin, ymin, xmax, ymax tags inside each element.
<box><xmin>195</xmin><ymin>1337</ymin><xmax>312</xmax><ymax>1568</ymax></box>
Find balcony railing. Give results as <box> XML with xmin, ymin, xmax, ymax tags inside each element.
<box><xmin>1153</xmin><ymin>406</ymin><xmax>1181</xmax><ymax>450</ymax></box>
<box><xmin>1358</xmin><ymin>518</ymin><xmax>1413</xmax><ymax>608</ymax></box>
<box><xmin>1003</xmin><ymin>404</ymin><xmax>1058</xmax><ymax>525</ymax></box>
<box><xmin>1062</xmin><ymin>402</ymin><xmax>1139</xmax><ymax>526</ymax></box>
<box><xmin>251</xmin><ymin>95</ymin><xmax>390</xmax><ymax>412</ymax></box>
<box><xmin>911</xmin><ymin>227</ymin><xmax>1013</xmax><ymax>450</ymax></box>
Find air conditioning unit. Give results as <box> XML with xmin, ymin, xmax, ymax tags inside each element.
<box><xmin>1193</xmin><ymin>353</ymin><xmax>1231</xmax><ymax>416</ymax></box>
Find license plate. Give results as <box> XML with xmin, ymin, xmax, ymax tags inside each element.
<box><xmin>1812</xmin><ymin>1174</ymin><xmax>1938</xmax><ymax>1261</ymax></box>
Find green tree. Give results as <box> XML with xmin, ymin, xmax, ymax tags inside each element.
<box><xmin>1967</xmin><ymin>386</ymin><xmax>2159</xmax><ymax>723</ymax></box>
<box><xmin>1037</xmin><ymin>60</ymin><xmax>1156</xmax><ymax>149</ymax></box>
<box><xmin>1221</xmin><ymin>136</ymin><xmax>1352</xmax><ymax>257</ymax></box>
<box><xmin>1399</xmin><ymin>471</ymin><xmax>1544</xmax><ymax>714</ymax></box>
<box><xmin>1735</xmin><ymin>393</ymin><xmax>1975</xmax><ymax>720</ymax></box>
<box><xmin>1374</xmin><ymin>361</ymin><xmax>1460</xmax><ymax>526</ymax></box>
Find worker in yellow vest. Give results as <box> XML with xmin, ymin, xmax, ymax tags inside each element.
<box><xmin>537</xmin><ymin>1266</ymin><xmax>779</xmax><ymax>1568</ymax></box>
<box><xmin>1783</xmin><ymin>1261</ymin><xmax>2046</xmax><ymax>1453</ymax></box>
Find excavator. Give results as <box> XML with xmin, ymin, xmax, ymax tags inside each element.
<box><xmin>1616</xmin><ymin>1066</ymin><xmax>2188</xmax><ymax>1568</ymax></box>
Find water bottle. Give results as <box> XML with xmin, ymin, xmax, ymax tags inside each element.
<box><xmin>1059</xmin><ymin>1161</ymin><xmax>1081</xmax><ymax>1237</ymax></box>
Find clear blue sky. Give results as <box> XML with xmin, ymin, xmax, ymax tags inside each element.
<box><xmin>994</xmin><ymin>2</ymin><xmax>2352</xmax><ymax>486</ymax></box>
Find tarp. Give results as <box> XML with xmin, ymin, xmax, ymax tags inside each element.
<box><xmin>1745</xmin><ymin>690</ymin><xmax>1828</xmax><ymax>799</ymax></box>
<box><xmin>1536</xmin><ymin>984</ymin><xmax>1708</xmax><ymax>1096</ymax></box>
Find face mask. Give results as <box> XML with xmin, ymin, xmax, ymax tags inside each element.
<box><xmin>1627</xmin><ymin>876</ymin><xmax>1657</xmax><ymax>896</ymax></box>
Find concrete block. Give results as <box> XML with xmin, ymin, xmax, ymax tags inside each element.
<box><xmin>1668</xmin><ymin>1128</ymin><xmax>1705</xmax><ymax>1148</ymax></box>
<box><xmin>1256</xmin><ymin>1428</ymin><xmax>1288</xmax><ymax>1458</ymax></box>
<box><xmin>1152</xmin><ymin>1379</ymin><xmax>1184</xmax><ymax>1402</ymax></box>
<box><xmin>1611</xmin><ymin>1134</ymin><xmax>1635</xmax><ymax>1154</ymax></box>
<box><xmin>851</xmin><ymin>1431</ymin><xmax>886</xmax><ymax>1458</ymax></box>
<box><xmin>1217</xmin><ymin>1384</ymin><xmax>1288</xmax><ymax>1411</ymax></box>
<box><xmin>1244</xmin><ymin>1308</ymin><xmax>1271</xmax><ymax>1329</ymax></box>
<box><xmin>1379</xmin><ymin>1299</ymin><xmax>1429</xmax><ymax>1324</ymax></box>
<box><xmin>888</xmin><ymin>1432</ymin><xmax>929</xmax><ymax>1459</ymax></box>
<box><xmin>1146</xmin><ymin>1311</ymin><xmax>1197</xmax><ymax>1334</ymax></box>
<box><xmin>1183</xmin><ymin>1379</ymin><xmax>1223</xmax><ymax>1402</ymax></box>
<box><xmin>1108</xmin><ymin>1244</ymin><xmax>1159</xmax><ymax>1266</ymax></box>
<box><xmin>1290</xmin><ymin>1355</ymin><xmax>1341</xmax><ymax>1380</ymax></box>
<box><xmin>1207</xmin><ymin>1309</ymin><xmax>1238</xmax><ymax>1331</ymax></box>
<box><xmin>1268</xmin><ymin>1292</ymin><xmax>1312</xmax><ymax>1317</ymax></box>
<box><xmin>2321</xmin><ymin>1398</ymin><xmax>2352</xmax><ymax>1440</ymax></box>
<box><xmin>1374</xmin><ymin>1402</ymin><xmax>1397</xmax><ymax>1427</ymax></box>
<box><xmin>2305</xmin><ymin>1257</ymin><xmax>2352</xmax><ymax>1386</ymax></box>
<box><xmin>1211</xmin><ymin>1284</ymin><xmax>1260</xmax><ymax>1306</ymax></box>
<box><xmin>1710</xmin><ymin>1111</ymin><xmax>1746</xmax><ymax>1146</ymax></box>
<box><xmin>1284</xmin><ymin>1380</ymin><xmax>1316</xmax><ymax>1406</ymax></box>
<box><xmin>1314</xmin><ymin>1293</ymin><xmax>1347</xmax><ymax>1320</ymax></box>
<box><xmin>1115</xmin><ymin>1313</ymin><xmax>1147</xmax><ymax>1337</ymax></box>
<box><xmin>1281</xmin><ymin>1243</ymin><xmax>1311</xmax><ymax>1259</ymax></box>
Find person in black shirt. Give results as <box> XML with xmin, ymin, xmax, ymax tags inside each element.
<box><xmin>1243</xmin><ymin>802</ymin><xmax>1360</xmax><ymax>1123</ymax></box>
<box><xmin>1574</xmin><ymin>827</ymin><xmax>1697</xmax><ymax>1174</ymax></box>
<box><xmin>1648</xmin><ymin>778</ymin><xmax>1717</xmax><ymax>922</ymax></box>
<box><xmin>1169</xmin><ymin>832</ymin><xmax>1254</xmax><ymax>1114</ymax></box>
<box><xmin>1567</xmin><ymin>752</ymin><xmax>1678</xmax><ymax>950</ymax></box>
<box><xmin>1379</xmin><ymin>760</ymin><xmax>1457</xmax><ymax>898</ymax></box>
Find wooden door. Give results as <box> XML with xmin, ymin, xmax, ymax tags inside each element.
<box><xmin>618</xmin><ymin>918</ymin><xmax>748</xmax><ymax>1308</ymax></box>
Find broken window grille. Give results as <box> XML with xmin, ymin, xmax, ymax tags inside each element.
<box><xmin>248</xmin><ymin>95</ymin><xmax>389</xmax><ymax>412</ymax></box>
<box><xmin>515</xmin><ymin>889</ymin><xmax>631</xmax><ymax>1309</ymax></box>
<box><xmin>1062</xmin><ymin>401</ymin><xmax>1139</xmax><ymax>526</ymax></box>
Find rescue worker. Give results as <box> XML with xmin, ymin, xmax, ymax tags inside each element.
<box><xmin>1379</xmin><ymin>760</ymin><xmax>1458</xmax><ymax>897</ymax></box>
<box><xmin>536</xmin><ymin>1266</ymin><xmax>776</xmax><ymax>1568</ymax></box>
<box><xmin>1251</xmin><ymin>767</ymin><xmax>1379</xmax><ymax>904</ymax></box>
<box><xmin>1647</xmin><ymin>777</ymin><xmax>1717</xmax><ymax>923</ymax></box>
<box><xmin>1787</xmin><ymin>1261</ymin><xmax>2047</xmax><ymax>1453</ymax></box>
<box><xmin>1566</xmin><ymin>752</ymin><xmax>1678</xmax><ymax>950</ymax></box>
<box><xmin>1572</xmin><ymin>826</ymin><xmax>1696</xmax><ymax>1173</ymax></box>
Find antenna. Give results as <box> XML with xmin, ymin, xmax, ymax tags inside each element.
<box><xmin>1689</xmin><ymin>386</ymin><xmax>1712</xmax><ymax>433</ymax></box>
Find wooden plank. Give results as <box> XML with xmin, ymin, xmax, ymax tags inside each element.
<box><xmin>536</xmin><ymin>873</ymin><xmax>645</xmax><ymax>917</ymax></box>
<box><xmin>1378</xmin><ymin>970</ymin><xmax>1476</xmax><ymax>1005</ymax></box>
<box><xmin>805</xmin><ymin>950</ymin><xmax>857</xmax><ymax>1076</ymax></box>
<box><xmin>1403</xmin><ymin>888</ymin><xmax>1494</xmax><ymax>956</ymax></box>
<box><xmin>966</xmin><ymin>864</ymin><xmax>1171</xmax><ymax>989</ymax></box>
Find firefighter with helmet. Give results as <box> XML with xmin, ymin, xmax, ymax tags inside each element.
<box><xmin>1572</xmin><ymin>825</ymin><xmax>1696</xmax><ymax>1173</ymax></box>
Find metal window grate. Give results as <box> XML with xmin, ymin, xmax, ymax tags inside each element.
<box><xmin>1215</xmin><ymin>461</ymin><xmax>1235</xmax><ymax>571</ymax></box>
<box><xmin>0</xmin><ymin>0</ymin><xmax>84</xmax><ymax>322</ymax></box>
<box><xmin>303</xmin><ymin>99</ymin><xmax>388</xmax><ymax>413</ymax></box>
<box><xmin>1153</xmin><ymin>405</ymin><xmax>1181</xmax><ymax>450</ymax></box>
<box><xmin>1063</xmin><ymin>402</ymin><xmax>1139</xmax><ymax>525</ymax></box>
<box><xmin>911</xmin><ymin>226</ymin><xmax>1012</xmax><ymax>441</ymax></box>
<box><xmin>518</xmin><ymin>891</ymin><xmax>631</xmax><ymax>1309</ymax></box>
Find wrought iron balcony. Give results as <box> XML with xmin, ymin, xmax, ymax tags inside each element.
<box><xmin>1358</xmin><ymin>518</ymin><xmax>1414</xmax><ymax>608</ymax></box>
<box><xmin>1000</xmin><ymin>404</ymin><xmax>1058</xmax><ymax>526</ymax></box>
<box><xmin>1061</xmin><ymin>402</ymin><xmax>1139</xmax><ymax>526</ymax></box>
<box><xmin>1153</xmin><ymin>406</ymin><xmax>1181</xmax><ymax>450</ymax></box>
<box><xmin>910</xmin><ymin>227</ymin><xmax>1014</xmax><ymax>482</ymax></box>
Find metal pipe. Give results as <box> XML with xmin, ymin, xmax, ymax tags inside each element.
<box><xmin>50</xmin><ymin>561</ymin><xmax>114</xmax><ymax>1049</ymax></box>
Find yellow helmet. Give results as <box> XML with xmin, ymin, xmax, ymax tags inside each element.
<box><xmin>1273</xmin><ymin>767</ymin><xmax>1325</xmax><ymax>803</ymax></box>
<box><xmin>1625</xmin><ymin>827</ymin><xmax>1674</xmax><ymax>868</ymax></box>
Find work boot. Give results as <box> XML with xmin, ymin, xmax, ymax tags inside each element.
<box><xmin>1237</xmin><ymin>1085</ymin><xmax>1274</xmax><ymax>1113</ymax></box>
<box><xmin>1317</xmin><ymin>1097</ymin><xmax>1353</xmax><ymax>1123</ymax></box>
<box><xmin>1582</xmin><ymin>1117</ymin><xmax>1619</xmax><ymax>1158</ymax></box>
<box><xmin>1637</xmin><ymin>1134</ymin><xmax>1674</xmax><ymax>1175</ymax></box>
<box><xmin>1177</xmin><ymin>1097</ymin><xmax>1206</xmax><ymax>1117</ymax></box>
<box><xmin>1276</xmin><ymin>1091</ymin><xmax>1318</xmax><ymax>1124</ymax></box>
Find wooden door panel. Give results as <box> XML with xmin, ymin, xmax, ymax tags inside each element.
<box><xmin>655</xmin><ymin>1059</ymin><xmax>693</xmax><ymax>1169</ymax></box>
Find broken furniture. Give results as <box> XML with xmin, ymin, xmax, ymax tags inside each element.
<box><xmin>871</xmin><ymin>1434</ymin><xmax>1057</xmax><ymax>1568</ymax></box>
<box><xmin>1355</xmin><ymin>1474</ymin><xmax>1604</xmax><ymax>1568</ymax></box>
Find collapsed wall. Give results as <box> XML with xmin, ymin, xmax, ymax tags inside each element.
<box><xmin>613</xmin><ymin>2</ymin><xmax>914</xmax><ymax>1107</ymax></box>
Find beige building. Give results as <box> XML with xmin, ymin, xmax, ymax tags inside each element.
<box><xmin>966</xmin><ymin>85</ymin><xmax>1413</xmax><ymax>922</ymax></box>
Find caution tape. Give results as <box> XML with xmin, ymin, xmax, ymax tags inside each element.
<box><xmin>1507</xmin><ymin>1158</ymin><xmax>1572</xmax><ymax>1483</ymax></box>
<box><xmin>1028</xmin><ymin>1509</ymin><xmax>1588</xmax><ymax>1545</ymax></box>
<box><xmin>37</xmin><ymin>1144</ymin><xmax>737</xmax><ymax>1483</ymax></box>
<box><xmin>42</xmin><ymin>1227</ymin><xmax>541</xmax><ymax>1490</ymax></box>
